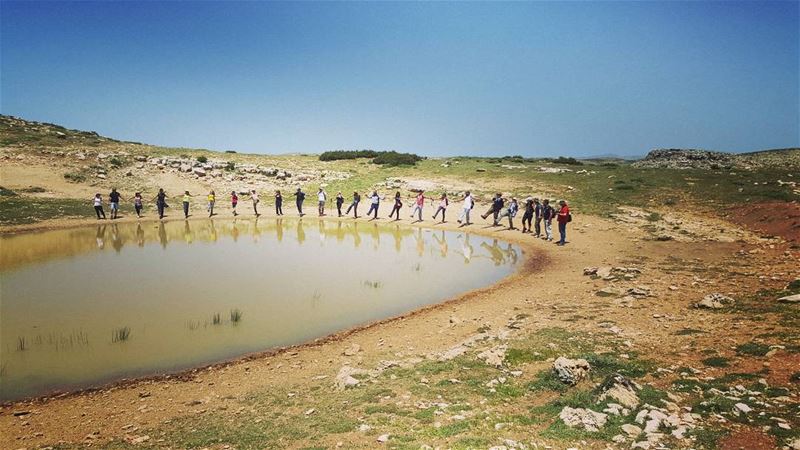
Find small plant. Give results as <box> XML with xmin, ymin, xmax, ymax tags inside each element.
<box><xmin>646</xmin><ymin>212</ymin><xmax>662</xmax><ymax>222</ymax></box>
<box><xmin>196</xmin><ymin>155</ymin><xmax>208</xmax><ymax>163</ymax></box>
<box><xmin>63</xmin><ymin>172</ymin><xmax>86</xmax><ymax>183</ymax></box>
<box><xmin>701</xmin><ymin>356</ymin><xmax>729</xmax><ymax>367</ymax></box>
<box><xmin>736</xmin><ymin>342</ymin><xmax>771</xmax><ymax>357</ymax></box>
<box><xmin>112</xmin><ymin>327</ymin><xmax>131</xmax><ymax>343</ymax></box>
<box><xmin>16</xmin><ymin>336</ymin><xmax>26</xmax><ymax>351</ymax></box>
<box><xmin>212</xmin><ymin>313</ymin><xmax>221</xmax><ymax>325</ymax></box>
<box><xmin>108</xmin><ymin>156</ymin><xmax>124</xmax><ymax>168</ymax></box>
<box><xmin>20</xmin><ymin>186</ymin><xmax>46</xmax><ymax>193</ymax></box>
<box><xmin>230</xmin><ymin>309</ymin><xmax>242</xmax><ymax>323</ymax></box>
<box><xmin>224</xmin><ymin>161</ymin><xmax>236</xmax><ymax>171</ymax></box>
<box><xmin>362</xmin><ymin>280</ymin><xmax>382</xmax><ymax>288</ymax></box>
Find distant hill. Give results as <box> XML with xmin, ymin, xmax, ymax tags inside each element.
<box><xmin>632</xmin><ymin>148</ymin><xmax>800</xmax><ymax>170</ymax></box>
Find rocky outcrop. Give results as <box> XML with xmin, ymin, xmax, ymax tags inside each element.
<box><xmin>553</xmin><ymin>357</ymin><xmax>591</xmax><ymax>385</ymax></box>
<box><xmin>559</xmin><ymin>406</ymin><xmax>607</xmax><ymax>432</ymax></box>
<box><xmin>694</xmin><ymin>293</ymin><xmax>734</xmax><ymax>309</ymax></box>
<box><xmin>633</xmin><ymin>149</ymin><xmax>737</xmax><ymax>170</ymax></box>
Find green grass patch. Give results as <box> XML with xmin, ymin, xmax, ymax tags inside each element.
<box><xmin>736</xmin><ymin>342</ymin><xmax>771</xmax><ymax>357</ymax></box>
<box><xmin>701</xmin><ymin>356</ymin><xmax>730</xmax><ymax>367</ymax></box>
<box><xmin>0</xmin><ymin>196</ymin><xmax>95</xmax><ymax>225</ymax></box>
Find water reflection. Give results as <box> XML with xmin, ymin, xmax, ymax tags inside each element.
<box><xmin>0</xmin><ymin>219</ymin><xmax>524</xmax><ymax>401</ymax></box>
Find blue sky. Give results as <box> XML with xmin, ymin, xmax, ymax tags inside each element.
<box><xmin>1</xmin><ymin>1</ymin><xmax>798</xmax><ymax>157</ymax></box>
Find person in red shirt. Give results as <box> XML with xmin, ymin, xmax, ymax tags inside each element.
<box><xmin>556</xmin><ymin>200</ymin><xmax>570</xmax><ymax>246</ymax></box>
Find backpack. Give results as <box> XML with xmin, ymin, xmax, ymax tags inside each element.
<box><xmin>567</xmin><ymin>212</ymin><xmax>573</xmax><ymax>222</ymax></box>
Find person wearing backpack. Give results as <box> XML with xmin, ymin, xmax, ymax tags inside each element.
<box><xmin>481</xmin><ymin>193</ymin><xmax>504</xmax><ymax>224</ymax></box>
<box><xmin>294</xmin><ymin>188</ymin><xmax>306</xmax><ymax>216</ymax></box>
<box><xmin>556</xmin><ymin>200</ymin><xmax>570</xmax><ymax>246</ymax></box>
<box><xmin>533</xmin><ymin>198</ymin><xmax>543</xmax><ymax>237</ymax></box>
<box><xmin>541</xmin><ymin>199</ymin><xmax>555</xmax><ymax>241</ymax></box>
<box><xmin>457</xmin><ymin>191</ymin><xmax>474</xmax><ymax>226</ymax></box>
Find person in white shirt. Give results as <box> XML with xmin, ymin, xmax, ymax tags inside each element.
<box><xmin>366</xmin><ymin>191</ymin><xmax>381</xmax><ymax>219</ymax></box>
<box><xmin>317</xmin><ymin>188</ymin><xmax>327</xmax><ymax>216</ymax></box>
<box><xmin>457</xmin><ymin>191</ymin><xmax>474</xmax><ymax>226</ymax></box>
<box><xmin>432</xmin><ymin>193</ymin><xmax>449</xmax><ymax>223</ymax></box>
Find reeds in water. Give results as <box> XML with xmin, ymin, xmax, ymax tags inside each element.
<box><xmin>230</xmin><ymin>309</ymin><xmax>242</xmax><ymax>323</ymax></box>
<box><xmin>112</xmin><ymin>327</ymin><xmax>131</xmax><ymax>343</ymax></box>
<box><xmin>212</xmin><ymin>313</ymin><xmax>222</xmax><ymax>325</ymax></box>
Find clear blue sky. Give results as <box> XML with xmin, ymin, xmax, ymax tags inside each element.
<box><xmin>2</xmin><ymin>1</ymin><xmax>798</xmax><ymax>157</ymax></box>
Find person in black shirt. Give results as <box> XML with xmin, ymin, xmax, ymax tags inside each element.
<box><xmin>154</xmin><ymin>188</ymin><xmax>169</xmax><ymax>219</ymax></box>
<box><xmin>335</xmin><ymin>192</ymin><xmax>345</xmax><ymax>217</ymax></box>
<box><xmin>294</xmin><ymin>188</ymin><xmax>305</xmax><ymax>216</ymax></box>
<box><xmin>345</xmin><ymin>191</ymin><xmax>360</xmax><ymax>218</ymax></box>
<box><xmin>521</xmin><ymin>197</ymin><xmax>534</xmax><ymax>233</ymax></box>
<box><xmin>481</xmin><ymin>193</ymin><xmax>504</xmax><ymax>224</ymax></box>
<box><xmin>108</xmin><ymin>188</ymin><xmax>122</xmax><ymax>219</ymax></box>
<box><xmin>275</xmin><ymin>190</ymin><xmax>283</xmax><ymax>215</ymax></box>
<box><xmin>389</xmin><ymin>191</ymin><xmax>402</xmax><ymax>220</ymax></box>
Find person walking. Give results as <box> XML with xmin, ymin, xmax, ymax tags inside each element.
<box><xmin>250</xmin><ymin>190</ymin><xmax>261</xmax><ymax>216</ymax></box>
<box><xmin>542</xmin><ymin>199</ymin><xmax>555</xmax><ymax>241</ymax></box>
<box><xmin>155</xmin><ymin>188</ymin><xmax>169</xmax><ymax>219</ymax></box>
<box><xmin>388</xmin><ymin>191</ymin><xmax>403</xmax><ymax>220</ymax></box>
<box><xmin>481</xmin><ymin>193</ymin><xmax>504</xmax><ymax>224</ymax></box>
<box><xmin>294</xmin><ymin>188</ymin><xmax>305</xmax><ymax>216</ymax></box>
<box><xmin>132</xmin><ymin>192</ymin><xmax>143</xmax><ymax>218</ymax></box>
<box><xmin>207</xmin><ymin>190</ymin><xmax>216</xmax><ymax>217</ymax></box>
<box><xmin>432</xmin><ymin>193</ymin><xmax>449</xmax><ymax>223</ymax></box>
<box><xmin>317</xmin><ymin>188</ymin><xmax>327</xmax><ymax>216</ymax></box>
<box><xmin>521</xmin><ymin>197</ymin><xmax>534</xmax><ymax>233</ymax></box>
<box><xmin>533</xmin><ymin>198</ymin><xmax>543</xmax><ymax>237</ymax></box>
<box><xmin>275</xmin><ymin>190</ymin><xmax>283</xmax><ymax>215</ymax></box>
<box><xmin>108</xmin><ymin>188</ymin><xmax>122</xmax><ymax>219</ymax></box>
<box><xmin>410</xmin><ymin>191</ymin><xmax>426</xmax><ymax>222</ymax></box>
<box><xmin>231</xmin><ymin>191</ymin><xmax>239</xmax><ymax>216</ymax></box>
<box><xmin>345</xmin><ymin>191</ymin><xmax>360</xmax><ymax>218</ymax></box>
<box><xmin>182</xmin><ymin>191</ymin><xmax>193</xmax><ymax>218</ymax></box>
<box><xmin>93</xmin><ymin>193</ymin><xmax>106</xmax><ymax>219</ymax></box>
<box><xmin>366</xmin><ymin>190</ymin><xmax>380</xmax><ymax>219</ymax></box>
<box><xmin>556</xmin><ymin>200</ymin><xmax>571</xmax><ymax>246</ymax></box>
<box><xmin>335</xmin><ymin>192</ymin><xmax>344</xmax><ymax>217</ymax></box>
<box><xmin>457</xmin><ymin>191</ymin><xmax>474</xmax><ymax>226</ymax></box>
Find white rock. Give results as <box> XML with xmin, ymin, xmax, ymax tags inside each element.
<box><xmin>376</xmin><ymin>433</ymin><xmax>390</xmax><ymax>443</ymax></box>
<box><xmin>734</xmin><ymin>403</ymin><xmax>752</xmax><ymax>413</ymax></box>
<box><xmin>558</xmin><ymin>406</ymin><xmax>607</xmax><ymax>432</ymax></box>
<box><xmin>621</xmin><ymin>423</ymin><xmax>642</xmax><ymax>437</ymax></box>
<box><xmin>343</xmin><ymin>344</ymin><xmax>361</xmax><ymax>356</ymax></box>
<box><xmin>477</xmin><ymin>345</ymin><xmax>507</xmax><ymax>367</ymax></box>
<box><xmin>778</xmin><ymin>294</ymin><xmax>800</xmax><ymax>303</ymax></box>
<box><xmin>553</xmin><ymin>357</ymin><xmax>591</xmax><ymax>385</ymax></box>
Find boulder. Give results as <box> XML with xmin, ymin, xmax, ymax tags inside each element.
<box><xmin>179</xmin><ymin>163</ymin><xmax>191</xmax><ymax>172</ymax></box>
<box><xmin>334</xmin><ymin>366</ymin><xmax>365</xmax><ymax>390</ymax></box>
<box><xmin>598</xmin><ymin>373</ymin><xmax>641</xmax><ymax>408</ymax></box>
<box><xmin>778</xmin><ymin>294</ymin><xmax>800</xmax><ymax>303</ymax></box>
<box><xmin>476</xmin><ymin>345</ymin><xmax>507</xmax><ymax>367</ymax></box>
<box><xmin>559</xmin><ymin>406</ymin><xmax>607</xmax><ymax>432</ymax></box>
<box><xmin>621</xmin><ymin>423</ymin><xmax>642</xmax><ymax>437</ymax></box>
<box><xmin>343</xmin><ymin>344</ymin><xmax>361</xmax><ymax>356</ymax></box>
<box><xmin>553</xmin><ymin>356</ymin><xmax>591</xmax><ymax>385</ymax></box>
<box><xmin>193</xmin><ymin>167</ymin><xmax>206</xmax><ymax>177</ymax></box>
<box><xmin>695</xmin><ymin>293</ymin><xmax>734</xmax><ymax>309</ymax></box>
<box><xmin>596</xmin><ymin>287</ymin><xmax>624</xmax><ymax>297</ymax></box>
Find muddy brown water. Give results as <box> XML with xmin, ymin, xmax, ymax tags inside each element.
<box><xmin>0</xmin><ymin>218</ymin><xmax>522</xmax><ymax>401</ymax></box>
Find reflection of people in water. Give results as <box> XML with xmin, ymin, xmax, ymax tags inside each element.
<box><xmin>158</xmin><ymin>221</ymin><xmax>167</xmax><ymax>249</ymax></box>
<box><xmin>351</xmin><ymin>221</ymin><xmax>362</xmax><ymax>248</ymax></box>
<box><xmin>231</xmin><ymin>220</ymin><xmax>240</xmax><ymax>242</ymax></box>
<box><xmin>391</xmin><ymin>225</ymin><xmax>403</xmax><ymax>252</ymax></box>
<box><xmin>296</xmin><ymin>218</ymin><xmax>306</xmax><ymax>244</ymax></box>
<box><xmin>481</xmin><ymin>239</ymin><xmax>505</xmax><ymax>266</ymax></box>
<box><xmin>135</xmin><ymin>223</ymin><xmax>145</xmax><ymax>247</ymax></box>
<box><xmin>95</xmin><ymin>224</ymin><xmax>106</xmax><ymax>249</ymax></box>
<box><xmin>276</xmin><ymin>217</ymin><xmax>283</xmax><ymax>242</ymax></box>
<box><xmin>335</xmin><ymin>221</ymin><xmax>345</xmax><ymax>243</ymax></box>
<box><xmin>207</xmin><ymin>220</ymin><xmax>218</xmax><ymax>242</ymax></box>
<box><xmin>110</xmin><ymin>224</ymin><xmax>123</xmax><ymax>253</ymax></box>
<box><xmin>318</xmin><ymin>219</ymin><xmax>326</xmax><ymax>244</ymax></box>
<box><xmin>432</xmin><ymin>231</ymin><xmax>448</xmax><ymax>258</ymax></box>
<box><xmin>414</xmin><ymin>228</ymin><xmax>425</xmax><ymax>256</ymax></box>
<box><xmin>504</xmin><ymin>242</ymin><xmax>519</xmax><ymax>265</ymax></box>
<box><xmin>459</xmin><ymin>233</ymin><xmax>473</xmax><ymax>263</ymax></box>
<box><xmin>184</xmin><ymin>220</ymin><xmax>193</xmax><ymax>244</ymax></box>
<box><xmin>251</xmin><ymin>218</ymin><xmax>261</xmax><ymax>243</ymax></box>
<box><xmin>368</xmin><ymin>223</ymin><xmax>380</xmax><ymax>250</ymax></box>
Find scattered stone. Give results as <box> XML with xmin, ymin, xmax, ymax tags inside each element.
<box><xmin>778</xmin><ymin>294</ymin><xmax>800</xmax><ymax>303</ymax></box>
<box><xmin>377</xmin><ymin>433</ymin><xmax>390</xmax><ymax>443</ymax></box>
<box><xmin>553</xmin><ymin>357</ymin><xmax>591</xmax><ymax>385</ymax></box>
<box><xmin>695</xmin><ymin>293</ymin><xmax>734</xmax><ymax>309</ymax></box>
<box><xmin>621</xmin><ymin>423</ymin><xmax>642</xmax><ymax>437</ymax></box>
<box><xmin>334</xmin><ymin>366</ymin><xmax>365</xmax><ymax>390</ymax></box>
<box><xmin>343</xmin><ymin>344</ymin><xmax>361</xmax><ymax>356</ymax></box>
<box><xmin>734</xmin><ymin>403</ymin><xmax>752</xmax><ymax>414</ymax></box>
<box><xmin>598</xmin><ymin>373</ymin><xmax>641</xmax><ymax>408</ymax></box>
<box><xmin>477</xmin><ymin>345</ymin><xmax>507</xmax><ymax>367</ymax></box>
<box><xmin>596</xmin><ymin>287</ymin><xmax>624</xmax><ymax>297</ymax></box>
<box><xmin>438</xmin><ymin>345</ymin><xmax>468</xmax><ymax>361</ymax></box>
<box><xmin>559</xmin><ymin>406</ymin><xmax>607</xmax><ymax>432</ymax></box>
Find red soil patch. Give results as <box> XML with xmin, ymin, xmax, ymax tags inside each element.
<box><xmin>725</xmin><ymin>201</ymin><xmax>800</xmax><ymax>242</ymax></box>
<box><xmin>718</xmin><ymin>428</ymin><xmax>777</xmax><ymax>450</ymax></box>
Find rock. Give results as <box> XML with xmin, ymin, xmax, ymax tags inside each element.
<box><xmin>438</xmin><ymin>345</ymin><xmax>468</xmax><ymax>361</ymax></box>
<box><xmin>734</xmin><ymin>402</ymin><xmax>752</xmax><ymax>413</ymax></box>
<box><xmin>621</xmin><ymin>423</ymin><xmax>642</xmax><ymax>437</ymax></box>
<box><xmin>180</xmin><ymin>163</ymin><xmax>192</xmax><ymax>172</ymax></box>
<box><xmin>477</xmin><ymin>345</ymin><xmax>507</xmax><ymax>367</ymax></box>
<box><xmin>596</xmin><ymin>266</ymin><xmax>613</xmax><ymax>279</ymax></box>
<box><xmin>559</xmin><ymin>406</ymin><xmax>608</xmax><ymax>432</ymax></box>
<box><xmin>553</xmin><ymin>356</ymin><xmax>591</xmax><ymax>385</ymax></box>
<box><xmin>193</xmin><ymin>167</ymin><xmax>206</xmax><ymax>177</ymax></box>
<box><xmin>598</xmin><ymin>373</ymin><xmax>641</xmax><ymax>408</ymax></box>
<box><xmin>343</xmin><ymin>344</ymin><xmax>361</xmax><ymax>356</ymax></box>
<box><xmin>334</xmin><ymin>366</ymin><xmax>365</xmax><ymax>390</ymax></box>
<box><xmin>134</xmin><ymin>155</ymin><xmax>147</xmax><ymax>162</ymax></box>
<box><xmin>778</xmin><ymin>294</ymin><xmax>800</xmax><ymax>303</ymax></box>
<box><xmin>97</xmin><ymin>173</ymin><xmax>106</xmax><ymax>179</ymax></box>
<box><xmin>376</xmin><ymin>433</ymin><xmax>390</xmax><ymax>443</ymax></box>
<box><xmin>632</xmin><ymin>149</ymin><xmax>737</xmax><ymax>170</ymax></box>
<box><xmin>357</xmin><ymin>424</ymin><xmax>372</xmax><ymax>432</ymax></box>
<box><xmin>583</xmin><ymin>267</ymin><xmax>598</xmax><ymax>276</ymax></box>
<box><xmin>12</xmin><ymin>410</ymin><xmax>31</xmax><ymax>416</ymax></box>
<box><xmin>787</xmin><ymin>438</ymin><xmax>800</xmax><ymax>450</ymax></box>
<box><xmin>695</xmin><ymin>293</ymin><xmax>734</xmax><ymax>309</ymax></box>
<box><xmin>596</xmin><ymin>287</ymin><xmax>624</xmax><ymax>297</ymax></box>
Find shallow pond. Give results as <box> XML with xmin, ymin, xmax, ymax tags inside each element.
<box><xmin>0</xmin><ymin>218</ymin><xmax>522</xmax><ymax>401</ymax></box>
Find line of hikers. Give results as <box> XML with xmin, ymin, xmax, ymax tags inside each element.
<box><xmin>91</xmin><ymin>188</ymin><xmax>572</xmax><ymax>245</ymax></box>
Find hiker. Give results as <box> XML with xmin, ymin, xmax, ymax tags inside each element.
<box><xmin>335</xmin><ymin>192</ymin><xmax>344</xmax><ymax>217</ymax></box>
<box><xmin>481</xmin><ymin>193</ymin><xmax>504</xmax><ymax>224</ymax></box>
<box><xmin>389</xmin><ymin>191</ymin><xmax>402</xmax><ymax>220</ymax></box>
<box><xmin>521</xmin><ymin>197</ymin><xmax>534</xmax><ymax>233</ymax></box>
<box><xmin>182</xmin><ymin>191</ymin><xmax>193</xmax><ymax>218</ymax></box>
<box><xmin>93</xmin><ymin>193</ymin><xmax>106</xmax><ymax>219</ymax></box>
<box><xmin>457</xmin><ymin>191</ymin><xmax>474</xmax><ymax>225</ymax></box>
<box><xmin>132</xmin><ymin>192</ymin><xmax>143</xmax><ymax>218</ymax></box>
<box><xmin>410</xmin><ymin>191</ymin><xmax>426</xmax><ymax>221</ymax></box>
<box><xmin>294</xmin><ymin>188</ymin><xmax>305</xmax><ymax>216</ymax></box>
<box><xmin>108</xmin><ymin>188</ymin><xmax>122</xmax><ymax>219</ymax></box>
<box><xmin>533</xmin><ymin>198</ymin><xmax>543</xmax><ymax>237</ymax></box>
<box><xmin>317</xmin><ymin>188</ymin><xmax>327</xmax><ymax>216</ymax></box>
<box><xmin>542</xmin><ymin>199</ymin><xmax>555</xmax><ymax>241</ymax></box>
<box><xmin>231</xmin><ymin>191</ymin><xmax>239</xmax><ymax>216</ymax></box>
<box><xmin>432</xmin><ymin>193</ymin><xmax>449</xmax><ymax>223</ymax></box>
<box><xmin>496</xmin><ymin>197</ymin><xmax>519</xmax><ymax>229</ymax></box>
<box><xmin>275</xmin><ymin>190</ymin><xmax>283</xmax><ymax>215</ymax></box>
<box><xmin>345</xmin><ymin>191</ymin><xmax>360</xmax><ymax>218</ymax></box>
<box><xmin>251</xmin><ymin>190</ymin><xmax>260</xmax><ymax>216</ymax></box>
<box><xmin>366</xmin><ymin>190</ymin><xmax>380</xmax><ymax>219</ymax></box>
<box><xmin>155</xmin><ymin>188</ymin><xmax>168</xmax><ymax>219</ymax></box>
<box><xmin>207</xmin><ymin>190</ymin><xmax>216</xmax><ymax>217</ymax></box>
<box><xmin>556</xmin><ymin>200</ymin><xmax>571</xmax><ymax>246</ymax></box>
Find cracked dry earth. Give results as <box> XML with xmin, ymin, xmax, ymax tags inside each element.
<box><xmin>1</xmin><ymin>212</ymin><xmax>798</xmax><ymax>450</ymax></box>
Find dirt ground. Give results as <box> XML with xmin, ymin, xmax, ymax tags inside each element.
<box><xmin>1</xmin><ymin>199</ymin><xmax>798</xmax><ymax>448</ymax></box>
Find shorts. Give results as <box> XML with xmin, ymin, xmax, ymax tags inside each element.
<box><xmin>110</xmin><ymin>202</ymin><xmax>119</xmax><ymax>211</ymax></box>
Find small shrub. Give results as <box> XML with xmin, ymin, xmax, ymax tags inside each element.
<box><xmin>736</xmin><ymin>342</ymin><xmax>771</xmax><ymax>357</ymax></box>
<box><xmin>230</xmin><ymin>309</ymin><xmax>242</xmax><ymax>323</ymax></box>
<box><xmin>108</xmin><ymin>157</ymin><xmax>124</xmax><ymax>168</ymax></box>
<box><xmin>196</xmin><ymin>156</ymin><xmax>208</xmax><ymax>163</ymax></box>
<box><xmin>112</xmin><ymin>327</ymin><xmax>131</xmax><ymax>343</ymax></box>
<box><xmin>224</xmin><ymin>161</ymin><xmax>236</xmax><ymax>171</ymax></box>
<box><xmin>64</xmin><ymin>172</ymin><xmax>86</xmax><ymax>183</ymax></box>
<box><xmin>212</xmin><ymin>313</ymin><xmax>221</xmax><ymax>325</ymax></box>
<box><xmin>646</xmin><ymin>212</ymin><xmax>662</xmax><ymax>222</ymax></box>
<box><xmin>0</xmin><ymin>186</ymin><xmax>18</xmax><ymax>196</ymax></box>
<box><xmin>702</xmin><ymin>356</ymin><xmax>729</xmax><ymax>367</ymax></box>
<box><xmin>225</xmin><ymin>150</ymin><xmax>237</xmax><ymax>154</ymax></box>
<box><xmin>550</xmin><ymin>156</ymin><xmax>583</xmax><ymax>166</ymax></box>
